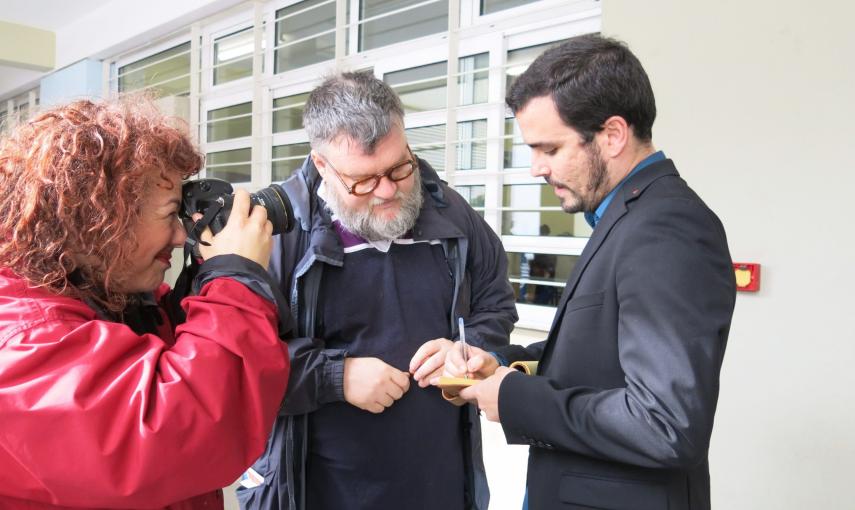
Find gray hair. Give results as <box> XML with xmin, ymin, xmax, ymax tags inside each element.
<box><xmin>303</xmin><ymin>71</ymin><xmax>404</xmax><ymax>154</ymax></box>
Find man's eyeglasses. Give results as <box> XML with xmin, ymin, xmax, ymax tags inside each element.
<box><xmin>320</xmin><ymin>146</ymin><xmax>417</xmax><ymax>196</ymax></box>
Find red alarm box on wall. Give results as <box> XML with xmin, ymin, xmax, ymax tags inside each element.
<box><xmin>733</xmin><ymin>262</ymin><xmax>760</xmax><ymax>292</ymax></box>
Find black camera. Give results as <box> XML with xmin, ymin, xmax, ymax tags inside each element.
<box><xmin>180</xmin><ymin>178</ymin><xmax>295</xmax><ymax>240</ymax></box>
<box><xmin>168</xmin><ymin>178</ymin><xmax>294</xmax><ymax>331</ymax></box>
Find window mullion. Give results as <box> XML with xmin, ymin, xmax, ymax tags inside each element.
<box><xmin>190</xmin><ymin>23</ymin><xmax>202</xmax><ymax>144</ymax></box>
<box><xmin>251</xmin><ymin>2</ymin><xmax>265</xmax><ymax>188</ymax></box>
<box><xmin>443</xmin><ymin>0</ymin><xmax>461</xmax><ymax>186</ymax></box>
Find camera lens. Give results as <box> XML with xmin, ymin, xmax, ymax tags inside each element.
<box><xmin>251</xmin><ymin>184</ymin><xmax>295</xmax><ymax>235</ymax></box>
<box><xmin>180</xmin><ymin>178</ymin><xmax>296</xmax><ymax>239</ymax></box>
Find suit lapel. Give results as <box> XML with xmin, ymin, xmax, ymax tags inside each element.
<box><xmin>539</xmin><ymin>159</ymin><xmax>680</xmax><ymax>368</ymax></box>
<box><xmin>552</xmin><ymin>201</ymin><xmax>624</xmax><ymax>320</ymax></box>
<box><xmin>538</xmin><ymin>199</ymin><xmax>627</xmax><ymax>370</ymax></box>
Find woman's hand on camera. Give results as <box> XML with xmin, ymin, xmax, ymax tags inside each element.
<box><xmin>197</xmin><ymin>189</ymin><xmax>273</xmax><ymax>269</ymax></box>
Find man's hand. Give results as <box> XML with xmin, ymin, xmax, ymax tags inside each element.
<box><xmin>458</xmin><ymin>366</ymin><xmax>514</xmax><ymax>422</ymax></box>
<box><xmin>409</xmin><ymin>338</ymin><xmax>454</xmax><ymax>388</ymax></box>
<box><xmin>438</xmin><ymin>342</ymin><xmax>500</xmax><ymax>383</ymax></box>
<box><xmin>343</xmin><ymin>357</ymin><xmax>410</xmax><ymax>413</ymax></box>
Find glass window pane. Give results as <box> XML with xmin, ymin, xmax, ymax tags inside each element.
<box><xmin>272</xmin><ymin>143</ymin><xmax>310</xmax><ymax>181</ymax></box>
<box><xmin>459</xmin><ymin>53</ymin><xmax>489</xmax><ymax>106</ymax></box>
<box><xmin>481</xmin><ymin>0</ymin><xmax>539</xmax><ymax>15</ymax></box>
<box><xmin>385</xmin><ymin>61</ymin><xmax>447</xmax><ymax>113</ymax></box>
<box><xmin>214</xmin><ymin>28</ymin><xmax>254</xmax><ymax>85</ymax></box>
<box><xmin>407</xmin><ymin>124</ymin><xmax>446</xmax><ymax>172</ymax></box>
<box><xmin>387</xmin><ymin>54</ymin><xmax>488</xmax><ymax>113</ymax></box>
<box><xmin>502</xmin><ymin>184</ymin><xmax>592</xmax><ymax>237</ymax></box>
<box><xmin>504</xmin><ymin>183</ymin><xmax>559</xmax><ymax>208</ymax></box>
<box><xmin>408</xmin><ymin>121</ymin><xmax>490</xmax><ymax>173</ymax></box>
<box><xmin>273</xmin><ymin>92</ymin><xmax>309</xmax><ymax>132</ymax></box>
<box><xmin>504</xmin><ymin>118</ymin><xmax>529</xmax><ymax>169</ymax></box>
<box><xmin>456</xmin><ymin>185</ymin><xmax>486</xmax><ymax>216</ymax></box>
<box><xmin>507</xmin><ymin>251</ymin><xmax>577</xmax><ymax>306</ymax></box>
<box><xmin>360</xmin><ymin>0</ymin><xmax>447</xmax><ymax>51</ymax></box>
<box><xmin>457</xmin><ymin>120</ymin><xmax>487</xmax><ymax>171</ymax></box>
<box><xmin>502</xmin><ymin>210</ymin><xmax>572</xmax><ymax>236</ymax></box>
<box><xmin>207</xmin><ymin>102</ymin><xmax>252</xmax><ymax>142</ymax></box>
<box><xmin>119</xmin><ymin>42</ymin><xmax>190</xmax><ymax>96</ymax></box>
<box><xmin>275</xmin><ymin>0</ymin><xmax>335</xmax><ymax>73</ymax></box>
<box><xmin>206</xmin><ymin>148</ymin><xmax>251</xmax><ymax>183</ymax></box>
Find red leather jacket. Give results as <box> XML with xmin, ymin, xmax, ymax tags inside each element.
<box><xmin>0</xmin><ymin>268</ymin><xmax>289</xmax><ymax>509</ymax></box>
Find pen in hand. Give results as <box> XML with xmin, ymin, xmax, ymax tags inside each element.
<box><xmin>458</xmin><ymin>317</ymin><xmax>469</xmax><ymax>379</ymax></box>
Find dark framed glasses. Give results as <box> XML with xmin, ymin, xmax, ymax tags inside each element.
<box><xmin>321</xmin><ymin>146</ymin><xmax>417</xmax><ymax>196</ymax></box>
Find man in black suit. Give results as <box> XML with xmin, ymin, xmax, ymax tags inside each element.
<box><xmin>446</xmin><ymin>34</ymin><xmax>736</xmax><ymax>510</ymax></box>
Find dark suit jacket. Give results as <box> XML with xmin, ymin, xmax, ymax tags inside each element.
<box><xmin>497</xmin><ymin>159</ymin><xmax>736</xmax><ymax>510</ymax></box>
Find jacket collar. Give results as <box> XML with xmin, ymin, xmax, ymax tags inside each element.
<box><xmin>281</xmin><ymin>155</ymin><xmax>324</xmax><ymax>233</ymax></box>
<box><xmin>411</xmin><ymin>161</ymin><xmax>465</xmax><ymax>241</ymax></box>
<box><xmin>548</xmin><ymin>159</ymin><xmax>680</xmax><ymax>330</ymax></box>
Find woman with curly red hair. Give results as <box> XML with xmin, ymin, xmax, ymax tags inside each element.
<box><xmin>0</xmin><ymin>97</ymin><xmax>290</xmax><ymax>509</ymax></box>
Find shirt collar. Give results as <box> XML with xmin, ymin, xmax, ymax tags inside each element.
<box><xmin>584</xmin><ymin>150</ymin><xmax>665</xmax><ymax>228</ymax></box>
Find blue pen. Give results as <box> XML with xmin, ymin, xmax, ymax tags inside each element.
<box><xmin>458</xmin><ymin>317</ymin><xmax>469</xmax><ymax>379</ymax></box>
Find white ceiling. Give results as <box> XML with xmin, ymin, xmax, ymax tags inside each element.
<box><xmin>1</xmin><ymin>0</ymin><xmax>112</xmax><ymax>30</ymax></box>
<box><xmin>1</xmin><ymin>0</ymin><xmax>243</xmax><ymax>100</ymax></box>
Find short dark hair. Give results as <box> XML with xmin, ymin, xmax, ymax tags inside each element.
<box><xmin>506</xmin><ymin>34</ymin><xmax>656</xmax><ymax>143</ymax></box>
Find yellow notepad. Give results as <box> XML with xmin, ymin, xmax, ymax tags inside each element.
<box><xmin>436</xmin><ymin>376</ymin><xmax>478</xmax><ymax>394</ymax></box>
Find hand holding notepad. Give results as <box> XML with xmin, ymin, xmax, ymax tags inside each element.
<box><xmin>436</xmin><ymin>318</ymin><xmax>476</xmax><ymax>405</ymax></box>
<box><xmin>434</xmin><ymin>320</ymin><xmax>538</xmax><ymax>406</ymax></box>
<box><xmin>435</xmin><ymin>319</ymin><xmax>489</xmax><ymax>404</ymax></box>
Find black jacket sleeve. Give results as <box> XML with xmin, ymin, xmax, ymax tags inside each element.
<box><xmin>268</xmin><ymin>229</ymin><xmax>346</xmax><ymax>416</ymax></box>
<box><xmin>495</xmin><ymin>341</ymin><xmax>546</xmax><ymax>364</ymax></box>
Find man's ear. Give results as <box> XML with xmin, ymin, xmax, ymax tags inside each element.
<box><xmin>310</xmin><ymin>150</ymin><xmax>326</xmax><ymax>177</ymax></box>
<box><xmin>598</xmin><ymin>115</ymin><xmax>630</xmax><ymax>159</ymax></box>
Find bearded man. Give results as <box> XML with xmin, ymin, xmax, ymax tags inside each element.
<box><xmin>236</xmin><ymin>71</ymin><xmax>517</xmax><ymax>510</ymax></box>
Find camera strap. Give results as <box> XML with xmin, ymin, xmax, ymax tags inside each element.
<box><xmin>185</xmin><ymin>199</ymin><xmax>225</xmax><ymax>248</ymax></box>
<box><xmin>167</xmin><ymin>196</ymin><xmax>227</xmax><ymax>325</ymax></box>
<box><xmin>165</xmin><ymin>244</ymin><xmax>198</xmax><ymax>326</ymax></box>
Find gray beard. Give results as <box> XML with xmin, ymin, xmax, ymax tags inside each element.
<box><xmin>324</xmin><ymin>170</ymin><xmax>424</xmax><ymax>241</ymax></box>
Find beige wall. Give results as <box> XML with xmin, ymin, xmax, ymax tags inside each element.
<box><xmin>0</xmin><ymin>21</ymin><xmax>54</xmax><ymax>71</ymax></box>
<box><xmin>602</xmin><ymin>1</ymin><xmax>855</xmax><ymax>508</ymax></box>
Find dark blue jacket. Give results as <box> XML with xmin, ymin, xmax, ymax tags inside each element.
<box><xmin>237</xmin><ymin>156</ymin><xmax>517</xmax><ymax>510</ymax></box>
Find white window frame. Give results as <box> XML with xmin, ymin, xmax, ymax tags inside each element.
<box><xmin>200</xmin><ymin>88</ymin><xmax>255</xmax><ymax>184</ymax></box>
<box><xmin>268</xmin><ymin>0</ymin><xmax>339</xmax><ymax>81</ymax></box>
<box><xmin>269</xmin><ymin>82</ymin><xmax>318</xmax><ymax>181</ymax></box>
<box><xmin>204</xmin><ymin>16</ymin><xmax>257</xmax><ymax>92</ymax></box>
<box><xmin>112</xmin><ymin>34</ymin><xmax>193</xmax><ymax>96</ymax></box>
<box><xmin>104</xmin><ymin>0</ymin><xmax>602</xmax><ymax>331</ymax></box>
<box><xmin>352</xmin><ymin>0</ymin><xmax>449</xmax><ymax>56</ymax></box>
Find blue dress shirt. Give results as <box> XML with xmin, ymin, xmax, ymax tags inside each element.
<box><xmin>583</xmin><ymin>151</ymin><xmax>666</xmax><ymax>229</ymax></box>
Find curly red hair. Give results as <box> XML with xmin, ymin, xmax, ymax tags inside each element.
<box><xmin>0</xmin><ymin>96</ymin><xmax>202</xmax><ymax>312</ymax></box>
